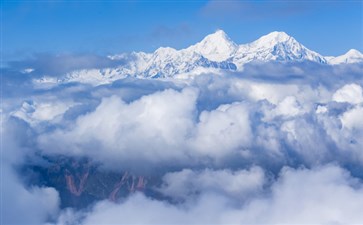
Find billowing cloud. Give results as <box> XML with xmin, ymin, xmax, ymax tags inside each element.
<box><xmin>1</xmin><ymin>166</ymin><xmax>60</xmax><ymax>225</ymax></box>
<box><xmin>158</xmin><ymin>166</ymin><xmax>265</xmax><ymax>201</ymax></box>
<box><xmin>340</xmin><ymin>106</ymin><xmax>363</xmax><ymax>130</ymax></box>
<box><xmin>37</xmin><ymin>88</ymin><xmax>198</xmax><ymax>171</ymax></box>
<box><xmin>1</xmin><ymin>119</ymin><xmax>60</xmax><ymax>225</ymax></box>
<box><xmin>2</xmin><ymin>61</ymin><xmax>363</xmax><ymax>224</ymax></box>
<box><xmin>239</xmin><ymin>165</ymin><xmax>363</xmax><ymax>224</ymax></box>
<box><xmin>332</xmin><ymin>83</ymin><xmax>363</xmax><ymax>104</ymax></box>
<box><xmin>12</xmin><ymin>100</ymin><xmax>74</xmax><ymax>125</ymax></box>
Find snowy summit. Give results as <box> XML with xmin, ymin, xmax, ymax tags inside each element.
<box><xmin>187</xmin><ymin>29</ymin><xmax>238</xmax><ymax>62</ymax></box>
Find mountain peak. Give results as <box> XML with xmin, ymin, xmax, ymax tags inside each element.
<box><xmin>256</xmin><ymin>31</ymin><xmax>293</xmax><ymax>45</ymax></box>
<box><xmin>236</xmin><ymin>30</ymin><xmax>327</xmax><ymax>66</ymax></box>
<box><xmin>188</xmin><ymin>29</ymin><xmax>237</xmax><ymax>62</ymax></box>
<box><xmin>346</xmin><ymin>49</ymin><xmax>363</xmax><ymax>57</ymax></box>
<box><xmin>198</xmin><ymin>29</ymin><xmax>236</xmax><ymax>48</ymax></box>
<box><xmin>327</xmin><ymin>49</ymin><xmax>363</xmax><ymax>64</ymax></box>
<box><xmin>204</xmin><ymin>29</ymin><xmax>229</xmax><ymax>41</ymax></box>
<box><xmin>154</xmin><ymin>47</ymin><xmax>177</xmax><ymax>54</ymax></box>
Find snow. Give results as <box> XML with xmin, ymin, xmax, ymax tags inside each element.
<box><xmin>36</xmin><ymin>30</ymin><xmax>363</xmax><ymax>84</ymax></box>
<box><xmin>251</xmin><ymin>31</ymin><xmax>292</xmax><ymax>47</ymax></box>
<box><xmin>326</xmin><ymin>49</ymin><xmax>363</xmax><ymax>64</ymax></box>
<box><xmin>233</xmin><ymin>31</ymin><xmax>326</xmax><ymax>69</ymax></box>
<box><xmin>187</xmin><ymin>29</ymin><xmax>238</xmax><ymax>62</ymax></box>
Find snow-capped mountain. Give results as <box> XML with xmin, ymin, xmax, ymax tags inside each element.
<box><xmin>40</xmin><ymin>30</ymin><xmax>362</xmax><ymax>84</ymax></box>
<box><xmin>326</xmin><ymin>49</ymin><xmax>363</xmax><ymax>64</ymax></box>
<box><xmin>232</xmin><ymin>31</ymin><xmax>327</xmax><ymax>68</ymax></box>
<box><xmin>186</xmin><ymin>30</ymin><xmax>238</xmax><ymax>62</ymax></box>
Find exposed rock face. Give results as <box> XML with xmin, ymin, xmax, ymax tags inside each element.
<box><xmin>25</xmin><ymin>157</ymin><xmax>152</xmax><ymax>208</ymax></box>
<box><xmin>136</xmin><ymin>176</ymin><xmax>146</xmax><ymax>190</ymax></box>
<box><xmin>109</xmin><ymin>172</ymin><xmax>129</xmax><ymax>202</ymax></box>
<box><xmin>108</xmin><ymin>173</ymin><xmax>147</xmax><ymax>201</ymax></box>
<box><xmin>64</xmin><ymin>167</ymin><xmax>89</xmax><ymax>197</ymax></box>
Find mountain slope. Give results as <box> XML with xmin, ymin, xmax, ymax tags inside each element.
<box><xmin>233</xmin><ymin>31</ymin><xmax>326</xmax><ymax>69</ymax></box>
<box><xmin>326</xmin><ymin>49</ymin><xmax>363</xmax><ymax>64</ymax></box>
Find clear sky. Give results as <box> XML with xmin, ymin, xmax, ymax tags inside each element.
<box><xmin>2</xmin><ymin>0</ymin><xmax>363</xmax><ymax>60</ymax></box>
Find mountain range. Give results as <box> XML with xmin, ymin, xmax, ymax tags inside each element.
<box><xmin>42</xmin><ymin>30</ymin><xmax>363</xmax><ymax>84</ymax></box>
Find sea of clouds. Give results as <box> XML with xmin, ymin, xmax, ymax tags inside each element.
<box><xmin>1</xmin><ymin>60</ymin><xmax>363</xmax><ymax>224</ymax></box>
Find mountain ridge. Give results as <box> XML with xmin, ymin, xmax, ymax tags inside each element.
<box><xmin>38</xmin><ymin>30</ymin><xmax>363</xmax><ymax>84</ymax></box>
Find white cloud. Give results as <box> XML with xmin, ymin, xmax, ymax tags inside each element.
<box><xmin>230</xmin><ymin>80</ymin><xmax>300</xmax><ymax>104</ymax></box>
<box><xmin>332</xmin><ymin>83</ymin><xmax>363</xmax><ymax>104</ymax></box>
<box><xmin>274</xmin><ymin>96</ymin><xmax>302</xmax><ymax>117</ymax></box>
<box><xmin>340</xmin><ymin>106</ymin><xmax>363</xmax><ymax>130</ymax></box>
<box><xmin>12</xmin><ymin>100</ymin><xmax>72</xmax><ymax>125</ymax></box>
<box><xmin>158</xmin><ymin>166</ymin><xmax>265</xmax><ymax>201</ymax></box>
<box><xmin>316</xmin><ymin>105</ymin><xmax>328</xmax><ymax>114</ymax></box>
<box><xmin>37</xmin><ymin>88</ymin><xmax>199</xmax><ymax>169</ymax></box>
<box><xmin>191</xmin><ymin>102</ymin><xmax>252</xmax><ymax>158</ymax></box>
<box><xmin>37</xmin><ymin>88</ymin><xmax>254</xmax><ymax>167</ymax></box>
<box><xmin>27</xmin><ymin>74</ymin><xmax>363</xmax><ymax>170</ymax></box>
<box><xmin>3</xmin><ymin>62</ymin><xmax>363</xmax><ymax>224</ymax></box>
<box><xmin>1</xmin><ymin>166</ymin><xmax>60</xmax><ymax>225</ymax></box>
<box><xmin>1</xmin><ymin>120</ymin><xmax>60</xmax><ymax>225</ymax></box>
<box><xmin>237</xmin><ymin>165</ymin><xmax>363</xmax><ymax>224</ymax></box>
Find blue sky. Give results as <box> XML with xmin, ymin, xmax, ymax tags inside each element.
<box><xmin>2</xmin><ymin>0</ymin><xmax>363</xmax><ymax>60</ymax></box>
